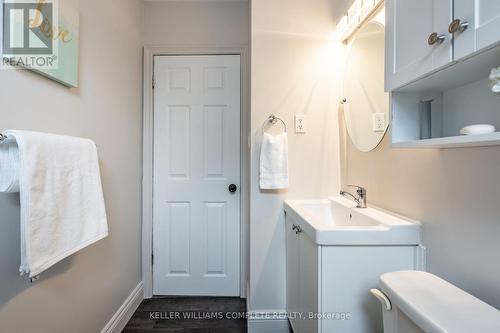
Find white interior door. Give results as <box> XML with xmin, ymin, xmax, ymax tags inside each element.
<box><xmin>153</xmin><ymin>55</ymin><xmax>241</xmax><ymax>296</ymax></box>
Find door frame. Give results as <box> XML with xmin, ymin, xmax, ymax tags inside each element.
<box><xmin>142</xmin><ymin>45</ymin><xmax>249</xmax><ymax>299</ymax></box>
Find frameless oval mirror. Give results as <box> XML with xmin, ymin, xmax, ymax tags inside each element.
<box><xmin>343</xmin><ymin>17</ymin><xmax>389</xmax><ymax>152</ymax></box>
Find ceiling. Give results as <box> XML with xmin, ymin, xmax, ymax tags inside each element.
<box><xmin>143</xmin><ymin>0</ymin><xmax>353</xmax><ymax>25</ymax></box>
<box><xmin>331</xmin><ymin>0</ymin><xmax>352</xmax><ymax>24</ymax></box>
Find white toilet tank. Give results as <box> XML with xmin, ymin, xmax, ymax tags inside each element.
<box><xmin>372</xmin><ymin>271</ymin><xmax>500</xmax><ymax>333</ymax></box>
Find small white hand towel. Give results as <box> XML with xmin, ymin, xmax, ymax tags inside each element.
<box><xmin>1</xmin><ymin>130</ymin><xmax>108</xmax><ymax>277</ymax></box>
<box><xmin>0</xmin><ymin>136</ymin><xmax>20</xmax><ymax>193</ymax></box>
<box><xmin>260</xmin><ymin>132</ymin><xmax>289</xmax><ymax>189</ymax></box>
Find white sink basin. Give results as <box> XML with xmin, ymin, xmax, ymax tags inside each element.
<box><xmin>284</xmin><ymin>196</ymin><xmax>421</xmax><ymax>245</ymax></box>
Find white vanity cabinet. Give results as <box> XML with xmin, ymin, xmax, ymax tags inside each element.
<box><xmin>385</xmin><ymin>0</ymin><xmax>500</xmax><ymax>91</ymax></box>
<box><xmin>285</xmin><ymin>209</ymin><xmax>424</xmax><ymax>333</ymax></box>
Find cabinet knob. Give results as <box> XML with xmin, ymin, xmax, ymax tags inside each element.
<box><xmin>428</xmin><ymin>32</ymin><xmax>446</xmax><ymax>45</ymax></box>
<box><xmin>448</xmin><ymin>19</ymin><xmax>469</xmax><ymax>34</ymax></box>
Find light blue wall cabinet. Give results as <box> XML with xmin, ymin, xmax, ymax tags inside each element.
<box><xmin>386</xmin><ymin>0</ymin><xmax>500</xmax><ymax>148</ymax></box>
<box><xmin>386</xmin><ymin>0</ymin><xmax>500</xmax><ymax>91</ymax></box>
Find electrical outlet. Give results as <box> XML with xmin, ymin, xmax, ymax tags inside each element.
<box><xmin>295</xmin><ymin>115</ymin><xmax>306</xmax><ymax>133</ymax></box>
<box><xmin>372</xmin><ymin>113</ymin><xmax>386</xmax><ymax>132</ymax></box>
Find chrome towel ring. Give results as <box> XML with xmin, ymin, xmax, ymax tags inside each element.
<box><xmin>262</xmin><ymin>114</ymin><xmax>287</xmax><ymax>133</ymax></box>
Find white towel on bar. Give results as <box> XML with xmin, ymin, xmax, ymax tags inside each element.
<box><xmin>1</xmin><ymin>130</ymin><xmax>108</xmax><ymax>277</ymax></box>
<box><xmin>0</xmin><ymin>135</ymin><xmax>20</xmax><ymax>193</ymax></box>
<box><xmin>260</xmin><ymin>132</ymin><xmax>289</xmax><ymax>189</ymax></box>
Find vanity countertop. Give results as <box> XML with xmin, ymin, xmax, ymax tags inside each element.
<box><xmin>284</xmin><ymin>197</ymin><xmax>422</xmax><ymax>246</ymax></box>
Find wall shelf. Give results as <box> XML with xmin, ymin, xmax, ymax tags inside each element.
<box><xmin>385</xmin><ymin>0</ymin><xmax>500</xmax><ymax>149</ymax></box>
<box><xmin>390</xmin><ymin>45</ymin><xmax>500</xmax><ymax>149</ymax></box>
<box><xmin>392</xmin><ymin>132</ymin><xmax>500</xmax><ymax>149</ymax></box>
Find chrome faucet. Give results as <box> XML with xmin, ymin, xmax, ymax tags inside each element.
<box><xmin>340</xmin><ymin>185</ymin><xmax>367</xmax><ymax>208</ymax></box>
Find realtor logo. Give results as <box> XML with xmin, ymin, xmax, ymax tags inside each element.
<box><xmin>2</xmin><ymin>0</ymin><xmax>58</xmax><ymax>69</ymax></box>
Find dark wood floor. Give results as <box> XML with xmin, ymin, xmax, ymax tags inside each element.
<box><xmin>122</xmin><ymin>297</ymin><xmax>247</xmax><ymax>333</ymax></box>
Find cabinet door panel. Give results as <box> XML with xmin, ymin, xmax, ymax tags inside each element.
<box><xmin>432</xmin><ymin>0</ymin><xmax>453</xmax><ymax>68</ymax></box>
<box><xmin>286</xmin><ymin>218</ymin><xmax>300</xmax><ymax>332</ymax></box>
<box><xmin>476</xmin><ymin>0</ymin><xmax>500</xmax><ymax>50</ymax></box>
<box><xmin>321</xmin><ymin>246</ymin><xmax>416</xmax><ymax>333</ymax></box>
<box><xmin>455</xmin><ymin>0</ymin><xmax>500</xmax><ymax>60</ymax></box>
<box><xmin>386</xmin><ymin>0</ymin><xmax>452</xmax><ymax>90</ymax></box>
<box><xmin>386</xmin><ymin>0</ymin><xmax>433</xmax><ymax>90</ymax></box>
<box><xmin>453</xmin><ymin>0</ymin><xmax>476</xmax><ymax>59</ymax></box>
<box><xmin>299</xmin><ymin>234</ymin><xmax>320</xmax><ymax>333</ymax></box>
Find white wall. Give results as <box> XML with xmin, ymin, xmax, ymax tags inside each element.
<box><xmin>0</xmin><ymin>1</ymin><xmax>144</xmax><ymax>332</ymax></box>
<box><xmin>342</xmin><ymin>131</ymin><xmax>500</xmax><ymax>308</ymax></box>
<box><xmin>144</xmin><ymin>1</ymin><xmax>249</xmax><ymax>46</ymax></box>
<box><xmin>250</xmin><ymin>0</ymin><xmax>343</xmax><ymax>315</ymax></box>
<box><xmin>340</xmin><ymin>10</ymin><xmax>500</xmax><ymax>309</ymax></box>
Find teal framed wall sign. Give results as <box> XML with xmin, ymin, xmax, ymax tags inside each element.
<box><xmin>31</xmin><ymin>2</ymin><xmax>80</xmax><ymax>88</ymax></box>
<box><xmin>1</xmin><ymin>0</ymin><xmax>79</xmax><ymax>88</ymax></box>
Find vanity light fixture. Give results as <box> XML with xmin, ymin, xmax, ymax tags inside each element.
<box><xmin>336</xmin><ymin>0</ymin><xmax>384</xmax><ymax>42</ymax></box>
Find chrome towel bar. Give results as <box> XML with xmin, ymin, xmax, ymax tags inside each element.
<box><xmin>0</xmin><ymin>133</ymin><xmax>97</xmax><ymax>147</ymax></box>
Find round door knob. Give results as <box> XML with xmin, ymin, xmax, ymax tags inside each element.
<box><xmin>428</xmin><ymin>32</ymin><xmax>446</xmax><ymax>45</ymax></box>
<box><xmin>449</xmin><ymin>19</ymin><xmax>469</xmax><ymax>33</ymax></box>
<box><xmin>228</xmin><ymin>184</ymin><xmax>238</xmax><ymax>193</ymax></box>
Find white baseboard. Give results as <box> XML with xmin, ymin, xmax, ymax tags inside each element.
<box><xmin>247</xmin><ymin>310</ymin><xmax>291</xmax><ymax>333</ymax></box>
<box><xmin>101</xmin><ymin>281</ymin><xmax>144</xmax><ymax>333</ymax></box>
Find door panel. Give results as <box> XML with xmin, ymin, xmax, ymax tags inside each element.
<box><xmin>204</xmin><ymin>201</ymin><xmax>226</xmax><ymax>276</ymax></box>
<box><xmin>167</xmin><ymin>202</ymin><xmax>190</xmax><ymax>276</ymax></box>
<box><xmin>204</xmin><ymin>105</ymin><xmax>226</xmax><ymax>178</ymax></box>
<box><xmin>153</xmin><ymin>55</ymin><xmax>241</xmax><ymax>296</ymax></box>
<box><xmin>168</xmin><ymin>106</ymin><xmax>190</xmax><ymax>178</ymax></box>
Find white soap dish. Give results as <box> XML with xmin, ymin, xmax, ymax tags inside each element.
<box><xmin>459</xmin><ymin>124</ymin><xmax>496</xmax><ymax>135</ymax></box>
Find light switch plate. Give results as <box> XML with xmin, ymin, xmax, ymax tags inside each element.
<box><xmin>372</xmin><ymin>113</ymin><xmax>386</xmax><ymax>132</ymax></box>
<box><xmin>295</xmin><ymin>115</ymin><xmax>306</xmax><ymax>133</ymax></box>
